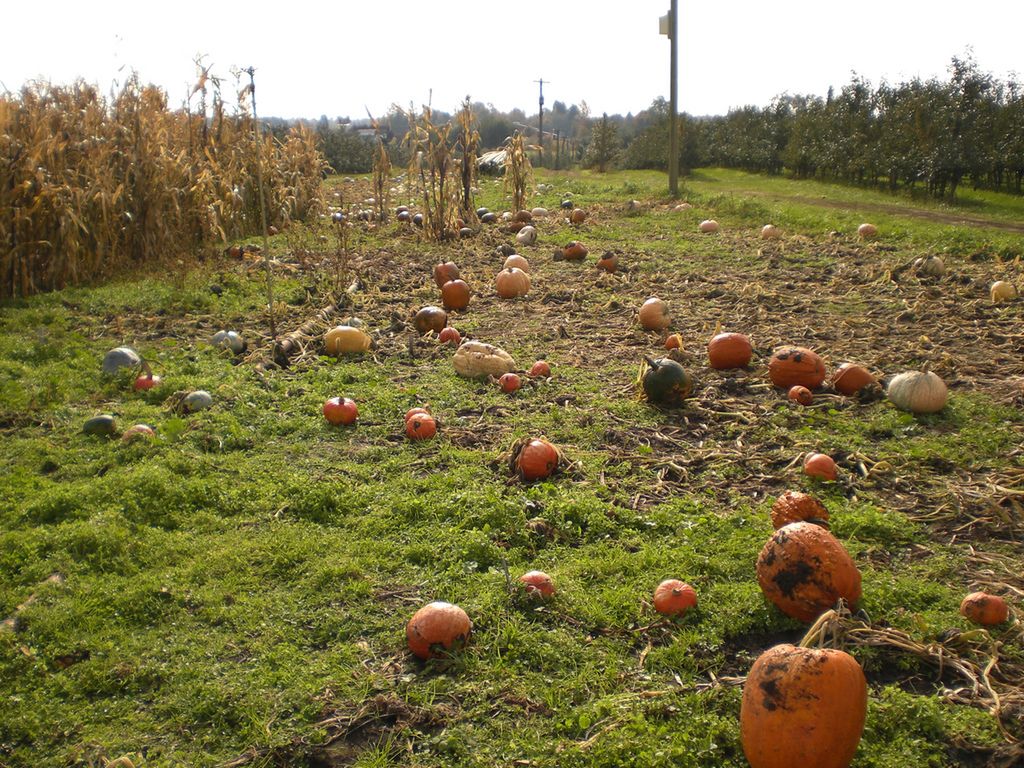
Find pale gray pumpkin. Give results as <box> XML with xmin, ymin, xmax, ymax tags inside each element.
<box><xmin>102</xmin><ymin>346</ymin><xmax>141</xmax><ymax>375</ymax></box>
<box><xmin>887</xmin><ymin>369</ymin><xmax>947</xmax><ymax>414</ymax></box>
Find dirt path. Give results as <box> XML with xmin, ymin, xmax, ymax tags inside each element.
<box><xmin>735</xmin><ymin>189</ymin><xmax>1024</xmax><ymax>234</ymax></box>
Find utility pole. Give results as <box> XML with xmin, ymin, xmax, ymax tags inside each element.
<box><xmin>660</xmin><ymin>2</ymin><xmax>679</xmax><ymax>197</ymax></box>
<box><xmin>534</xmin><ymin>78</ymin><xmax>548</xmax><ymax>162</ymax></box>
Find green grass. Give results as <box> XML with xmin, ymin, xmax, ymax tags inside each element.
<box><xmin>1</xmin><ymin>168</ymin><xmax>1021</xmax><ymax>767</ymax></box>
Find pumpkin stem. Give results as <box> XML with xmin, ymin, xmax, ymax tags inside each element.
<box><xmin>799</xmin><ymin>608</ymin><xmax>839</xmax><ymax>648</ymax></box>
<box><xmin>644</xmin><ymin>356</ymin><xmax>661</xmax><ymax>369</ymax></box>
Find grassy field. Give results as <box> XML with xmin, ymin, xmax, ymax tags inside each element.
<box><xmin>1</xmin><ymin>168</ymin><xmax>1022</xmax><ymax>768</ymax></box>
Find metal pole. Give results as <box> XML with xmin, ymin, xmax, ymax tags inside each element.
<box><xmin>669</xmin><ymin>0</ymin><xmax>679</xmax><ymax>197</ymax></box>
<box><xmin>534</xmin><ymin>78</ymin><xmax>547</xmax><ymax>163</ymax></box>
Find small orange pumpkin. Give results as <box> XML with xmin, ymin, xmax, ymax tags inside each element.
<box><xmin>756</xmin><ymin>522</ymin><xmax>862</xmax><ymax>622</ymax></box>
<box><xmin>789</xmin><ymin>385</ymin><xmax>813</xmax><ymax>405</ymax></box>
<box><xmin>406</xmin><ymin>414</ymin><xmax>437</xmax><ymax>440</ymax></box>
<box><xmin>529</xmin><ymin>361</ymin><xmax>551</xmax><ymax>377</ymax></box>
<box><xmin>570</xmin><ymin>208</ymin><xmax>587</xmax><ymax>224</ymax></box>
<box><xmin>741</xmin><ymin>643</ymin><xmax>867</xmax><ymax>768</ymax></box>
<box><xmin>406</xmin><ymin>601</ymin><xmax>472</xmax><ymax>659</ymax></box>
<box><xmin>441</xmin><ymin>279</ymin><xmax>471</xmax><ymax>311</ymax></box>
<box><xmin>832</xmin><ymin>363</ymin><xmax>877</xmax><ymax>396</ymax></box>
<box><xmin>499</xmin><ymin>373</ymin><xmax>521</xmax><ymax>393</ymax></box>
<box><xmin>516</xmin><ymin>439</ymin><xmax>559</xmax><ymax>481</ymax></box>
<box><xmin>708</xmin><ymin>332</ymin><xmax>752</xmax><ymax>369</ymax></box>
<box><xmin>960</xmin><ymin>592</ymin><xmax>1009</xmax><ymax>626</ymax></box>
<box><xmin>563</xmin><ymin>241</ymin><xmax>588</xmax><ymax>260</ymax></box>
<box><xmin>804</xmin><ymin>452</ymin><xmax>838</xmax><ymax>481</ymax></box>
<box><xmin>433</xmin><ymin>261</ymin><xmax>460</xmax><ymax>288</ymax></box>
<box><xmin>519</xmin><ymin>570</ymin><xmax>556</xmax><ymax>598</ymax></box>
<box><xmin>596</xmin><ymin>252</ymin><xmax>618</xmax><ymax>272</ymax></box>
<box><xmin>495</xmin><ymin>267</ymin><xmax>531</xmax><ymax>299</ymax></box>
<box><xmin>653</xmin><ymin>579</ymin><xmax>697</xmax><ymax>616</ymax></box>
<box><xmin>438</xmin><ymin>327</ymin><xmax>461</xmax><ymax>345</ymax></box>
<box><xmin>768</xmin><ymin>346</ymin><xmax>826</xmax><ymax>389</ymax></box>
<box><xmin>664</xmin><ymin>333</ymin><xmax>684</xmax><ymax>351</ymax></box>
<box><xmin>770</xmin><ymin>491</ymin><xmax>829</xmax><ymax>530</ymax></box>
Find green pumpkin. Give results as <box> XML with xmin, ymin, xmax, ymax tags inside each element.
<box><xmin>640</xmin><ymin>357</ymin><xmax>693</xmax><ymax>406</ymax></box>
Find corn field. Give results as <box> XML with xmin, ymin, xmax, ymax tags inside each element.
<box><xmin>0</xmin><ymin>76</ymin><xmax>327</xmax><ymax>299</ymax></box>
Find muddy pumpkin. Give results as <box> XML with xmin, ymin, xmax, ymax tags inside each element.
<box><xmin>960</xmin><ymin>591</ymin><xmax>1009</xmax><ymax>626</ymax></box>
<box><xmin>640</xmin><ymin>357</ymin><xmax>693</xmax><ymax>407</ymax></box>
<box><xmin>768</xmin><ymin>346</ymin><xmax>826</xmax><ymax>390</ymax></box>
<box><xmin>756</xmin><ymin>522</ymin><xmax>861</xmax><ymax>622</ymax></box>
<box><xmin>770</xmin><ymin>491</ymin><xmax>830</xmax><ymax>530</ymax></box>
<box><xmin>740</xmin><ymin>643</ymin><xmax>867</xmax><ymax>768</ymax></box>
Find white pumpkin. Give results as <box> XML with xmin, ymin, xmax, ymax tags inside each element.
<box><xmin>452</xmin><ymin>341</ymin><xmax>516</xmax><ymax>379</ymax></box>
<box><xmin>990</xmin><ymin>280</ymin><xmax>1017</xmax><ymax>303</ymax></box>
<box><xmin>913</xmin><ymin>256</ymin><xmax>946</xmax><ymax>278</ymax></box>
<box><xmin>183</xmin><ymin>390</ymin><xmax>214</xmax><ymax>413</ymax></box>
<box><xmin>857</xmin><ymin>223</ymin><xmax>878</xmax><ymax>238</ymax></box>
<box><xmin>516</xmin><ymin>226</ymin><xmax>538</xmax><ymax>246</ymax></box>
<box><xmin>761</xmin><ymin>224</ymin><xmax>781</xmax><ymax>240</ymax></box>
<box><xmin>699</xmin><ymin>220</ymin><xmax>720</xmax><ymax>233</ymax></box>
<box><xmin>887</xmin><ymin>369</ymin><xmax>947</xmax><ymax>414</ymax></box>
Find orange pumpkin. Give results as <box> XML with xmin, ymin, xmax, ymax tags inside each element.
<box><xmin>832</xmin><ymin>363</ymin><xmax>877</xmax><ymax>396</ymax></box>
<box><xmin>433</xmin><ymin>261</ymin><xmax>460</xmax><ymax>289</ymax></box>
<box><xmin>664</xmin><ymin>333</ymin><xmax>684</xmax><ymax>351</ymax></box>
<box><xmin>653</xmin><ymin>579</ymin><xmax>697</xmax><ymax>616</ymax></box>
<box><xmin>639</xmin><ymin>297</ymin><xmax>670</xmax><ymax>331</ymax></box>
<box><xmin>563</xmin><ymin>241</ymin><xmax>588</xmax><ymax>260</ymax></box>
<box><xmin>495</xmin><ymin>267</ymin><xmax>531</xmax><ymax>299</ymax></box>
<box><xmin>406</xmin><ymin>601</ymin><xmax>472</xmax><ymax>659</ymax></box>
<box><xmin>438</xmin><ymin>327</ymin><xmax>461</xmax><ymax>345</ymax></box>
<box><xmin>960</xmin><ymin>592</ymin><xmax>1009</xmax><ymax>626</ymax></box>
<box><xmin>406</xmin><ymin>414</ymin><xmax>437</xmax><ymax>440</ymax></box>
<box><xmin>498</xmin><ymin>373</ymin><xmax>521</xmax><ymax>393</ymax></box>
<box><xmin>768</xmin><ymin>346</ymin><xmax>826</xmax><ymax>389</ymax></box>
<box><xmin>529</xmin><ymin>361</ymin><xmax>551</xmax><ymax>377</ymax></box>
<box><xmin>708</xmin><ymin>332</ymin><xmax>752</xmax><ymax>369</ymax></box>
<box><xmin>788</xmin><ymin>385</ymin><xmax>813</xmax><ymax>405</ymax></box>
<box><xmin>519</xmin><ymin>570</ymin><xmax>556</xmax><ymax>598</ymax></box>
<box><xmin>756</xmin><ymin>522</ymin><xmax>862</xmax><ymax>622</ymax></box>
<box><xmin>770</xmin><ymin>491</ymin><xmax>830</xmax><ymax>530</ymax></box>
<box><xmin>596</xmin><ymin>252</ymin><xmax>618</xmax><ymax>273</ymax></box>
<box><xmin>516</xmin><ymin>439</ymin><xmax>559</xmax><ymax>481</ymax></box>
<box><xmin>503</xmin><ymin>254</ymin><xmax>530</xmax><ymax>272</ymax></box>
<box><xmin>741</xmin><ymin>643</ymin><xmax>867</xmax><ymax>768</ymax></box>
<box><xmin>570</xmin><ymin>208</ymin><xmax>587</xmax><ymax>224</ymax></box>
<box><xmin>804</xmin><ymin>452</ymin><xmax>837</xmax><ymax>481</ymax></box>
<box><xmin>441</xmin><ymin>279</ymin><xmax>471</xmax><ymax>311</ymax></box>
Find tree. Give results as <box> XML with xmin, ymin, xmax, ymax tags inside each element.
<box><xmin>584</xmin><ymin>113</ymin><xmax>619</xmax><ymax>173</ymax></box>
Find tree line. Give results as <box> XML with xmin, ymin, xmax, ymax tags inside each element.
<box><xmin>304</xmin><ymin>57</ymin><xmax>1022</xmax><ymax>200</ymax></box>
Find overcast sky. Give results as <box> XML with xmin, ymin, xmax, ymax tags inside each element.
<box><xmin>3</xmin><ymin>1</ymin><xmax>1021</xmax><ymax>120</ymax></box>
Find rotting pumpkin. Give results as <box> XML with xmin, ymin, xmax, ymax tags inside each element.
<box><xmin>639</xmin><ymin>357</ymin><xmax>693</xmax><ymax>407</ymax></box>
<box><xmin>768</xmin><ymin>346</ymin><xmax>826</xmax><ymax>390</ymax></box>
<box><xmin>756</xmin><ymin>522</ymin><xmax>861</xmax><ymax>622</ymax></box>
